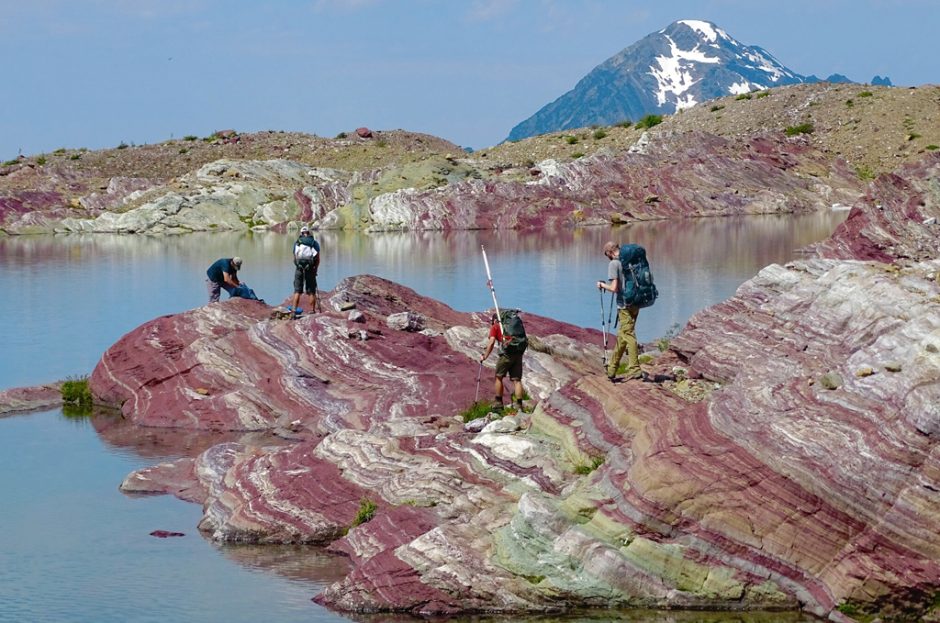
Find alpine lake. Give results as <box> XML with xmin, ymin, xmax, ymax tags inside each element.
<box><xmin>0</xmin><ymin>212</ymin><xmax>845</xmax><ymax>623</ymax></box>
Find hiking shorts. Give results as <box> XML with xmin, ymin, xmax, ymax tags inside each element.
<box><xmin>293</xmin><ymin>263</ymin><xmax>317</xmax><ymax>294</ymax></box>
<box><xmin>495</xmin><ymin>352</ymin><xmax>523</xmax><ymax>380</ymax></box>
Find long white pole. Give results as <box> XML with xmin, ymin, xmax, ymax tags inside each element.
<box><xmin>481</xmin><ymin>245</ymin><xmax>502</xmax><ymax>322</ymax></box>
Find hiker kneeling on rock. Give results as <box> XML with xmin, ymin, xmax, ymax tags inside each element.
<box><xmin>206</xmin><ymin>256</ymin><xmax>242</xmax><ymax>303</ymax></box>
<box><xmin>480</xmin><ymin>310</ymin><xmax>528</xmax><ymax>412</ymax></box>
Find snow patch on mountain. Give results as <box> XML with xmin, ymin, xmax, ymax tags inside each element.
<box><xmin>650</xmin><ymin>35</ymin><xmax>719</xmax><ymax>106</ymax></box>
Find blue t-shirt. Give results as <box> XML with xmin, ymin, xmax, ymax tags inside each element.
<box><xmin>207</xmin><ymin>258</ymin><xmax>236</xmax><ymax>283</ymax></box>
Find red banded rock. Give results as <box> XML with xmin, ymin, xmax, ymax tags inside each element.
<box><xmin>0</xmin><ymin>383</ymin><xmax>62</xmax><ymax>415</ymax></box>
<box><xmin>814</xmin><ymin>152</ymin><xmax>940</xmax><ymax>262</ymax></box>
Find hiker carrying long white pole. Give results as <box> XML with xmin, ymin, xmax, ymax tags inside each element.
<box><xmin>481</xmin><ymin>245</ymin><xmax>501</xmax><ymax>322</ymax></box>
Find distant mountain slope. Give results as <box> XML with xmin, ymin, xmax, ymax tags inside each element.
<box><xmin>506</xmin><ymin>19</ymin><xmax>885</xmax><ymax>142</ymax></box>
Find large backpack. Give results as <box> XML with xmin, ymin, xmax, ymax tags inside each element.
<box><xmin>294</xmin><ymin>236</ymin><xmax>319</xmax><ymax>263</ymax></box>
<box><xmin>499</xmin><ymin>309</ymin><xmax>528</xmax><ymax>356</ymax></box>
<box><xmin>618</xmin><ymin>243</ymin><xmax>658</xmax><ymax>308</ymax></box>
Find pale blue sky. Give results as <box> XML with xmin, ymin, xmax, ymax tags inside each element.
<box><xmin>1</xmin><ymin>0</ymin><xmax>936</xmax><ymax>157</ymax></box>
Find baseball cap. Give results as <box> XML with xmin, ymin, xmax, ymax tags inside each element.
<box><xmin>232</xmin><ymin>256</ymin><xmax>243</xmax><ymax>268</ymax></box>
<box><xmin>300</xmin><ymin>225</ymin><xmax>310</xmax><ymax>234</ymax></box>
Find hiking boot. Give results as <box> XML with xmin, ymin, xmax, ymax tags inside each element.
<box><xmin>514</xmin><ymin>400</ymin><xmax>524</xmax><ymax>412</ymax></box>
<box><xmin>491</xmin><ymin>402</ymin><xmax>504</xmax><ymax>413</ymax></box>
<box><xmin>607</xmin><ymin>374</ymin><xmax>621</xmax><ymax>384</ymax></box>
<box><xmin>294</xmin><ymin>308</ymin><xmax>304</xmax><ymax>316</ymax></box>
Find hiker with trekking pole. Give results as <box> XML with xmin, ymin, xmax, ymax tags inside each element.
<box><xmin>479</xmin><ymin>246</ymin><xmax>528</xmax><ymax>412</ymax></box>
<box><xmin>596</xmin><ymin>241</ymin><xmax>658</xmax><ymax>383</ymax></box>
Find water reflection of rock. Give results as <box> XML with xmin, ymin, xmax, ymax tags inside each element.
<box><xmin>213</xmin><ymin>542</ymin><xmax>351</xmax><ymax>588</ymax></box>
<box><xmin>90</xmin><ymin>408</ymin><xmax>283</xmax><ymax>462</ymax></box>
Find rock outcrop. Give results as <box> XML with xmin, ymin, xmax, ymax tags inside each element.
<box><xmin>84</xmin><ymin>176</ymin><xmax>940</xmax><ymax>623</ymax></box>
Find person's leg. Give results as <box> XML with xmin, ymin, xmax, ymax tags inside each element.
<box><xmin>207</xmin><ymin>279</ymin><xmax>221</xmax><ymax>303</ymax></box>
<box><xmin>494</xmin><ymin>354</ymin><xmax>511</xmax><ymax>408</ymax></box>
<box><xmin>290</xmin><ymin>265</ymin><xmax>303</xmax><ymax>311</ymax></box>
<box><xmin>607</xmin><ymin>312</ymin><xmax>627</xmax><ymax>378</ymax></box>
<box><xmin>510</xmin><ymin>354</ymin><xmax>524</xmax><ymax>409</ymax></box>
<box><xmin>619</xmin><ymin>306</ymin><xmax>641</xmax><ymax>378</ymax></box>
<box><xmin>307</xmin><ymin>269</ymin><xmax>318</xmax><ymax>312</ymax></box>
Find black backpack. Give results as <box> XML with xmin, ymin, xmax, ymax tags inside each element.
<box><xmin>499</xmin><ymin>309</ymin><xmax>528</xmax><ymax>355</ymax></box>
<box><xmin>618</xmin><ymin>244</ymin><xmax>658</xmax><ymax>308</ymax></box>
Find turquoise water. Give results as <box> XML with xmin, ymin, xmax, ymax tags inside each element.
<box><xmin>0</xmin><ymin>214</ymin><xmax>843</xmax><ymax>622</ymax></box>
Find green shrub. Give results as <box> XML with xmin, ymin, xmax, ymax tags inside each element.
<box><xmin>735</xmin><ymin>93</ymin><xmax>752</xmax><ymax>100</ymax></box>
<box><xmin>376</xmin><ymin>139</ymin><xmax>388</xmax><ymax>148</ymax></box>
<box><xmin>461</xmin><ymin>401</ymin><xmax>493</xmax><ymax>423</ymax></box>
<box><xmin>908</xmin><ymin>133</ymin><xmax>922</xmax><ymax>141</ymax></box>
<box><xmin>62</xmin><ymin>375</ymin><xmax>92</xmax><ymax>407</ymax></box>
<box><xmin>335</xmin><ymin>132</ymin><xmax>347</xmax><ymax>139</ymax></box>
<box><xmin>858</xmin><ymin>90</ymin><xmax>873</xmax><ymax>97</ymax></box>
<box><xmin>926</xmin><ymin>144</ymin><xmax>939</xmax><ymax>151</ymax></box>
<box><xmin>352</xmin><ymin>499</ymin><xmax>377</xmax><ymax>526</ymax></box>
<box><xmin>616</xmin><ymin>120</ymin><xmax>632</xmax><ymax>129</ymax></box>
<box><xmin>635</xmin><ymin>114</ymin><xmax>663</xmax><ymax>129</ymax></box>
<box><xmin>565</xmin><ymin>135</ymin><xmax>579</xmax><ymax>145</ymax></box>
<box><xmin>845</xmin><ymin>99</ymin><xmax>854</xmax><ymax>107</ymax></box>
<box><xmin>856</xmin><ymin>165</ymin><xmax>876</xmax><ymax>181</ymax></box>
<box><xmin>755</xmin><ymin>91</ymin><xmax>770</xmax><ymax>99</ymax></box>
<box><xmin>36</xmin><ymin>156</ymin><xmax>46</xmax><ymax>165</ymax></box>
<box><xmin>657</xmin><ymin>323</ymin><xmax>681</xmax><ymax>352</ymax></box>
<box><xmin>2</xmin><ymin>159</ymin><xmax>19</xmax><ymax>166</ymax></box>
<box><xmin>116</xmin><ymin>142</ymin><xmax>129</xmax><ymax>149</ymax></box>
<box><xmin>70</xmin><ymin>154</ymin><xmax>81</xmax><ymax>160</ymax></box>
<box><xmin>53</xmin><ymin>148</ymin><xmax>67</xmax><ymax>155</ymax></box>
<box><xmin>571</xmin><ymin>152</ymin><xmax>585</xmax><ymax>159</ymax></box>
<box><xmin>710</xmin><ymin>104</ymin><xmax>725</xmax><ymax>112</ymax></box>
<box><xmin>183</xmin><ymin>135</ymin><xmax>198</xmax><ymax>141</ymax></box>
<box><xmin>178</xmin><ymin>148</ymin><xmax>188</xmax><ymax>154</ymax></box>
<box><xmin>785</xmin><ymin>123</ymin><xmax>814</xmax><ymax>136</ymax></box>
<box><xmin>592</xmin><ymin>129</ymin><xmax>607</xmax><ymax>140</ymax></box>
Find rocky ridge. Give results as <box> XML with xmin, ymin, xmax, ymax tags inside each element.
<box><xmin>3</xmin><ymin>84</ymin><xmax>938</xmax><ymax>235</ymax></box>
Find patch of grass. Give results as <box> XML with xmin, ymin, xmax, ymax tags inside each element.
<box><xmin>592</xmin><ymin>129</ymin><xmax>607</xmax><ymax>140</ymax></box>
<box><xmin>352</xmin><ymin>498</ymin><xmax>377</xmax><ymax>526</ymax></box>
<box><xmin>755</xmin><ymin>91</ymin><xmax>770</xmax><ymax>99</ymax></box>
<box><xmin>859</xmin><ymin>90</ymin><xmax>873</xmax><ymax>97</ymax></box>
<box><xmin>62</xmin><ymin>375</ymin><xmax>92</xmax><ymax>407</ymax></box>
<box><xmin>785</xmin><ymin>122</ymin><xmax>814</xmax><ymax>136</ymax></box>
<box><xmin>53</xmin><ymin>147</ymin><xmax>67</xmax><ymax>155</ymax></box>
<box><xmin>461</xmin><ymin>401</ymin><xmax>493</xmax><ymax>423</ymax></box>
<box><xmin>571</xmin><ymin>152</ymin><xmax>585</xmax><ymax>159</ymax></box>
<box><xmin>710</xmin><ymin>104</ymin><xmax>725</xmax><ymax>112</ymax></box>
<box><xmin>845</xmin><ymin>99</ymin><xmax>854</xmax><ymax>107</ymax></box>
<box><xmin>657</xmin><ymin>323</ymin><xmax>681</xmax><ymax>352</ymax></box>
<box><xmin>926</xmin><ymin>145</ymin><xmax>939</xmax><ymax>151</ymax></box>
<box><xmin>335</xmin><ymin>132</ymin><xmax>347</xmax><ymax>139</ymax></box>
<box><xmin>908</xmin><ymin>133</ymin><xmax>922</xmax><ymax>141</ymax></box>
<box><xmin>574</xmin><ymin>455</ymin><xmax>605</xmax><ymax>475</ymax></box>
<box><xmin>116</xmin><ymin>142</ymin><xmax>129</xmax><ymax>149</ymax></box>
<box><xmin>616</xmin><ymin>120</ymin><xmax>632</xmax><ymax>129</ymax></box>
<box><xmin>2</xmin><ymin>159</ymin><xmax>19</xmax><ymax>166</ymax></box>
<box><xmin>856</xmin><ymin>165</ymin><xmax>876</xmax><ymax>181</ymax></box>
<box><xmin>735</xmin><ymin>93</ymin><xmax>752</xmax><ymax>100</ymax></box>
<box><xmin>36</xmin><ymin>156</ymin><xmax>46</xmax><ymax>165</ymax></box>
<box><xmin>564</xmin><ymin>135</ymin><xmax>579</xmax><ymax>145</ymax></box>
<box><xmin>179</xmin><ymin>148</ymin><xmax>188</xmax><ymax>154</ymax></box>
<box><xmin>635</xmin><ymin>114</ymin><xmax>663</xmax><ymax>129</ymax></box>
<box><xmin>69</xmin><ymin>154</ymin><xmax>81</xmax><ymax>160</ymax></box>
<box><xmin>376</xmin><ymin>139</ymin><xmax>388</xmax><ymax>148</ymax></box>
<box><xmin>183</xmin><ymin>135</ymin><xmax>198</xmax><ymax>141</ymax></box>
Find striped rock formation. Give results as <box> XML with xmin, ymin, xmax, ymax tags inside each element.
<box><xmin>88</xmin><ymin>155</ymin><xmax>940</xmax><ymax>621</ymax></box>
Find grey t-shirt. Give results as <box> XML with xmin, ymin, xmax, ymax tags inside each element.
<box><xmin>608</xmin><ymin>259</ymin><xmax>626</xmax><ymax>308</ymax></box>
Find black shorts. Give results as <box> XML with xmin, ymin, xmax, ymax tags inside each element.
<box><xmin>293</xmin><ymin>263</ymin><xmax>317</xmax><ymax>294</ymax></box>
<box><xmin>495</xmin><ymin>352</ymin><xmax>523</xmax><ymax>380</ymax></box>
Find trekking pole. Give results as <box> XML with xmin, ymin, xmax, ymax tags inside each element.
<box><xmin>600</xmin><ymin>288</ymin><xmax>608</xmax><ymax>367</ymax></box>
<box><xmin>474</xmin><ymin>361</ymin><xmax>483</xmax><ymax>403</ymax></box>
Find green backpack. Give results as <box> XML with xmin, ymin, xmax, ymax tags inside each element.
<box><xmin>499</xmin><ymin>309</ymin><xmax>528</xmax><ymax>355</ymax></box>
